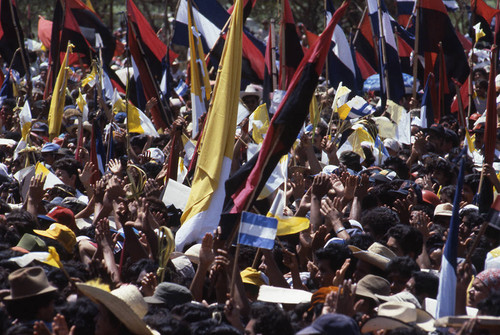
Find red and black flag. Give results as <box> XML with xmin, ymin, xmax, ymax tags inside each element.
<box><xmin>417</xmin><ymin>0</ymin><xmax>469</xmax><ymax>85</ymax></box>
<box><xmin>278</xmin><ymin>0</ymin><xmax>304</xmax><ymax>89</ymax></box>
<box><xmin>0</xmin><ymin>0</ymin><xmax>30</xmax><ymax>76</ymax></box>
<box><xmin>48</xmin><ymin>0</ymin><xmax>121</xmax><ymax>93</ymax></box>
<box><xmin>223</xmin><ymin>0</ymin><xmax>350</xmax><ymax>216</ymax></box>
<box><xmin>353</xmin><ymin>12</ymin><xmax>378</xmax><ymax>80</ymax></box>
<box><xmin>127</xmin><ymin>0</ymin><xmax>172</xmax><ymax>129</ymax></box>
<box><xmin>471</xmin><ymin>0</ymin><xmax>500</xmax><ymax>45</ymax></box>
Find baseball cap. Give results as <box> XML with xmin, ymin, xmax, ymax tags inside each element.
<box><xmin>33</xmin><ymin>223</ymin><xmax>76</xmax><ymax>253</ymax></box>
<box><xmin>41</xmin><ymin>142</ymin><xmax>61</xmax><ymax>153</ymax></box>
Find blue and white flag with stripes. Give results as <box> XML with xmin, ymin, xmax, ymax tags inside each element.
<box><xmin>175</xmin><ymin>79</ymin><xmax>189</xmax><ymax>98</ymax></box>
<box><xmin>436</xmin><ymin>152</ymin><xmax>466</xmax><ymax>318</ymax></box>
<box><xmin>238</xmin><ymin>211</ymin><xmax>278</xmax><ymax>250</ymax></box>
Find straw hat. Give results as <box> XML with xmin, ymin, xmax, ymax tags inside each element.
<box><xmin>77</xmin><ymin>283</ymin><xmax>155</xmax><ymax>335</ymax></box>
<box><xmin>361</xmin><ymin>301</ymin><xmax>435</xmax><ymax>333</ymax></box>
<box><xmin>4</xmin><ymin>266</ymin><xmax>57</xmax><ymax>300</ymax></box>
<box><xmin>349</xmin><ymin>242</ymin><xmax>397</xmax><ymax>270</ymax></box>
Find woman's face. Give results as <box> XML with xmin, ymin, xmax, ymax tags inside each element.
<box><xmin>468</xmin><ymin>278</ymin><xmax>489</xmax><ymax>307</ymax></box>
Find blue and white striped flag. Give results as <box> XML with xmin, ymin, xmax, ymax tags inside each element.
<box><xmin>436</xmin><ymin>152</ymin><xmax>466</xmax><ymax>318</ymax></box>
<box><xmin>238</xmin><ymin>211</ymin><xmax>278</xmax><ymax>250</ymax></box>
<box><xmin>175</xmin><ymin>79</ymin><xmax>189</xmax><ymax>98</ymax></box>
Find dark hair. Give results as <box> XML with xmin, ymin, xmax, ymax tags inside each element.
<box><xmin>171</xmin><ymin>303</ymin><xmax>211</xmax><ymax>323</ymax></box>
<box><xmin>477</xmin><ymin>291</ymin><xmax>500</xmax><ymax>316</ymax></box>
<box><xmin>144</xmin><ymin>309</ymin><xmax>191</xmax><ymax>335</ymax></box>
<box><xmin>52</xmin><ymin>158</ymin><xmax>84</xmax><ymax>191</ymax></box>
<box><xmin>464</xmin><ymin>174</ymin><xmax>480</xmax><ymax>194</ymax></box>
<box><xmin>315</xmin><ymin>243</ymin><xmax>352</xmax><ymax>276</ymax></box>
<box><xmin>249</xmin><ymin>302</ymin><xmax>294</xmax><ymax>335</ymax></box>
<box><xmin>387</xmin><ymin>257</ymin><xmax>420</xmax><ymax>279</ymax></box>
<box><xmin>349</xmin><ymin>233</ymin><xmax>375</xmax><ymax>251</ymax></box>
<box><xmin>382</xmin><ymin>157</ymin><xmax>410</xmax><ymax>179</ymax></box>
<box><xmin>439</xmin><ymin>185</ymin><xmax>456</xmax><ymax>201</ymax></box>
<box><xmin>361</xmin><ymin>207</ymin><xmax>400</xmax><ymax>241</ymax></box>
<box><xmin>122</xmin><ymin>258</ymin><xmax>158</xmax><ymax>284</ymax></box>
<box><xmin>412</xmin><ymin>271</ymin><xmax>439</xmax><ymax>299</ymax></box>
<box><xmin>6</xmin><ymin>209</ymin><xmax>39</xmax><ymax>235</ymax></box>
<box><xmin>60</xmin><ymin>297</ymin><xmax>99</xmax><ymax>335</ymax></box>
<box><xmin>5</xmin><ymin>291</ymin><xmax>58</xmax><ymax>321</ymax></box>
<box><xmin>385</xmin><ymin>225</ymin><xmax>423</xmax><ymax>258</ymax></box>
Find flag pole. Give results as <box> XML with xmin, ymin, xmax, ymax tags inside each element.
<box><xmin>324</xmin><ymin>0</ymin><xmax>329</xmax><ymax>88</ymax></box>
<box><xmin>468</xmin><ymin>3</ymin><xmax>477</xmax><ymax>119</ymax></box>
<box><xmin>477</xmin><ymin>44</ymin><xmax>498</xmax><ymax>201</ymax></box>
<box><xmin>270</xmin><ymin>19</ymin><xmax>278</xmax><ymax>91</ymax></box>
<box><xmin>412</xmin><ymin>0</ymin><xmax>420</xmax><ymax>100</ymax></box>
<box><xmin>7</xmin><ymin>0</ymin><xmax>31</xmax><ymax>98</ymax></box>
<box><xmin>376</xmin><ymin>0</ymin><xmax>390</xmax><ymax>103</ymax></box>
<box><xmin>351</xmin><ymin>6</ymin><xmax>367</xmax><ymax>47</ymax></box>
<box><xmin>127</xmin><ymin>14</ymin><xmax>173</xmax><ymax>127</ymax></box>
<box><xmin>279</xmin><ymin>0</ymin><xmax>286</xmax><ymax>90</ymax></box>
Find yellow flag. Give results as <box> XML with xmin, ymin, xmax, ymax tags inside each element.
<box><xmin>473</xmin><ymin>23</ymin><xmax>485</xmax><ymax>42</ymax></box>
<box><xmin>188</xmin><ymin>0</ymin><xmax>212</xmax><ymax>138</ymax></box>
<box><xmin>81</xmin><ymin>63</ymin><xmax>97</xmax><ymax>88</ymax></box>
<box><xmin>176</xmin><ymin>0</ymin><xmax>243</xmax><ymax>250</ymax></box>
<box><xmin>48</xmin><ymin>43</ymin><xmax>74</xmax><ymax>140</ymax></box>
<box><xmin>251</xmin><ymin>103</ymin><xmax>269</xmax><ymax>144</ymax></box>
<box><xmin>309</xmin><ymin>94</ymin><xmax>320</xmax><ymax>137</ymax></box>
<box><xmin>267</xmin><ymin>190</ymin><xmax>309</xmax><ymax>236</ymax></box>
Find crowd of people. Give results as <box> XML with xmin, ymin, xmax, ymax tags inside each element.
<box><xmin>1</xmin><ymin>3</ymin><xmax>500</xmax><ymax>335</ymax></box>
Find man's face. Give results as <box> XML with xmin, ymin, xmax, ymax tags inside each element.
<box><xmin>55</xmin><ymin>169</ymin><xmax>75</xmax><ymax>187</ymax></box>
<box><xmin>386</xmin><ymin>236</ymin><xmax>404</xmax><ymax>257</ymax></box>
<box><xmin>315</xmin><ymin>259</ymin><xmax>335</xmax><ymax>287</ymax></box>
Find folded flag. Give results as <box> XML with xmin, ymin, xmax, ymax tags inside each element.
<box><xmin>238</xmin><ymin>211</ymin><xmax>278</xmax><ymax>250</ymax></box>
<box><xmin>338</xmin><ymin>96</ymin><xmax>376</xmax><ymax>120</ymax></box>
<box><xmin>267</xmin><ymin>189</ymin><xmax>309</xmax><ymax>236</ymax></box>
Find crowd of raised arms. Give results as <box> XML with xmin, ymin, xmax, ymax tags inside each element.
<box><xmin>2</xmin><ymin>0</ymin><xmax>500</xmax><ymax>334</ymax></box>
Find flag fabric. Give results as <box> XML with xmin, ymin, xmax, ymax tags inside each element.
<box><xmin>238</xmin><ymin>211</ymin><xmax>278</xmax><ymax>250</ymax></box>
<box><xmin>353</xmin><ymin>13</ymin><xmax>378</xmax><ymax>79</ymax></box>
<box><xmin>420</xmin><ymin>73</ymin><xmax>435</xmax><ymax>128</ymax></box>
<box><xmin>111</xmin><ymin>89</ymin><xmax>159</xmax><ymax>137</ymax></box>
<box><xmin>90</xmin><ymin>117</ymin><xmax>106</xmax><ymax>184</ymax></box>
<box><xmin>38</xmin><ymin>15</ymin><xmax>52</xmax><ymax>49</ymax></box>
<box><xmin>451</xmin><ymin>77</ymin><xmax>470</xmax><ymax>114</ymax></box>
<box><xmin>418</xmin><ymin>0</ymin><xmax>469</xmax><ymax>85</ymax></box>
<box><xmin>471</xmin><ymin>0</ymin><xmax>500</xmax><ymax>45</ymax></box>
<box><xmin>338</xmin><ymin>96</ymin><xmax>376</xmax><ymax>120</ymax></box>
<box><xmin>397</xmin><ymin>0</ymin><xmax>415</xmax><ymax>27</ymax></box>
<box><xmin>262</xmin><ymin>25</ymin><xmax>276</xmax><ymax>108</ymax></box>
<box><xmin>367</xmin><ymin>0</ymin><xmax>405</xmax><ymax>104</ymax></box>
<box><xmin>279</xmin><ymin>0</ymin><xmax>304</xmax><ymax>89</ymax></box>
<box><xmin>227</xmin><ymin>0</ymin><xmax>257</xmax><ymax>23</ymax></box>
<box><xmin>48</xmin><ymin>43</ymin><xmax>73</xmax><ymax>141</ymax></box>
<box><xmin>484</xmin><ymin>46</ymin><xmax>498</xmax><ymax>166</ymax></box>
<box><xmin>436</xmin><ymin>152</ymin><xmax>465</xmax><ymax>318</ymax></box>
<box><xmin>13</xmin><ymin>100</ymin><xmax>32</xmax><ymax>160</ymax></box>
<box><xmin>267</xmin><ymin>189</ymin><xmax>309</xmax><ymax>236</ymax></box>
<box><xmin>175</xmin><ymin>79</ymin><xmax>189</xmax><ymax>98</ymax></box>
<box><xmin>127</xmin><ymin>0</ymin><xmax>172</xmax><ymax>129</ymax></box>
<box><xmin>223</xmin><ymin>1</ymin><xmax>350</xmax><ymax>216</ymax></box>
<box><xmin>250</xmin><ymin>104</ymin><xmax>269</xmax><ymax>145</ymax></box>
<box><xmin>172</xmin><ymin>0</ymin><xmax>265</xmax><ymax>84</ymax></box>
<box><xmin>187</xmin><ymin>0</ymin><xmax>212</xmax><ymax>139</ymax></box>
<box><xmin>326</xmin><ymin>0</ymin><xmax>359</xmax><ymax>91</ymax></box>
<box><xmin>0</xmin><ymin>0</ymin><xmax>29</xmax><ymax>76</ymax></box>
<box><xmin>175</xmin><ymin>0</ymin><xmax>244</xmax><ymax>251</ymax></box>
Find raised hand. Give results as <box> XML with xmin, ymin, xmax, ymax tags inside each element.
<box><xmin>144</xmin><ymin>178</ymin><xmax>161</xmax><ymax>198</ymax></box>
<box><xmin>140</xmin><ymin>272</ymin><xmax>158</xmax><ymax>296</ymax></box>
<box><xmin>28</xmin><ymin>173</ymin><xmax>47</xmax><ymax>203</ymax></box>
<box><xmin>108</xmin><ymin>158</ymin><xmax>123</xmax><ymax>176</ymax></box>
<box><xmin>78</xmin><ymin>161</ymin><xmax>96</xmax><ymax>186</ymax></box>
<box><xmin>312</xmin><ymin>174</ymin><xmax>331</xmax><ymax>199</ymax></box>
